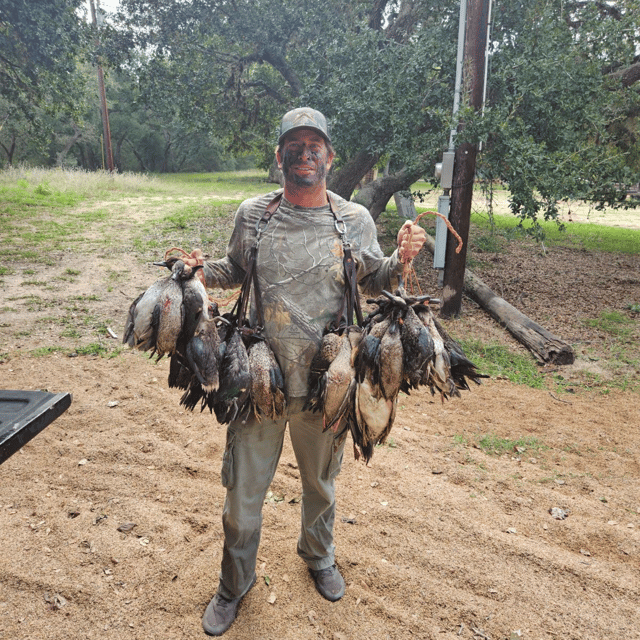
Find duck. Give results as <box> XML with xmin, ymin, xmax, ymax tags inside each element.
<box><xmin>347</xmin><ymin>311</ymin><xmax>403</xmax><ymax>463</ymax></box>
<box><xmin>415</xmin><ymin>304</ymin><xmax>457</xmax><ymax>399</ymax></box>
<box><xmin>352</xmin><ymin>380</ymin><xmax>397</xmax><ymax>463</ymax></box>
<box><xmin>355</xmin><ymin>315</ymin><xmax>391</xmax><ymax>387</ymax></box>
<box><xmin>209</xmin><ymin>326</ymin><xmax>252</xmax><ymax>424</ymax></box>
<box><xmin>378</xmin><ymin>317</ymin><xmax>404</xmax><ymax>400</ymax></box>
<box><xmin>179</xmin><ymin>316</ymin><xmax>230</xmax><ymax>412</ymax></box>
<box><xmin>304</xmin><ymin>331</ymin><xmax>344</xmax><ymax>413</ymax></box>
<box><xmin>321</xmin><ymin>326</ymin><xmax>362</xmax><ymax>433</ymax></box>
<box><xmin>400</xmin><ymin>305</ymin><xmax>435</xmax><ymax>390</ymax></box>
<box><xmin>123</xmin><ymin>257</ymin><xmax>201</xmax><ymax>359</ymax></box>
<box><xmin>168</xmin><ymin>269</ymin><xmax>212</xmax><ymax>390</ymax></box>
<box><xmin>431</xmin><ymin>315</ymin><xmax>488</xmax><ymax>390</ymax></box>
<box><xmin>246</xmin><ymin>337</ymin><xmax>286</xmax><ymax>420</ymax></box>
<box><xmin>185</xmin><ymin>308</ymin><xmax>222</xmax><ymax>393</ymax></box>
<box><xmin>152</xmin><ymin>258</ymin><xmax>193</xmax><ymax>357</ymax></box>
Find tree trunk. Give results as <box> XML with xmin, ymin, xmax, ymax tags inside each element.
<box><xmin>56</xmin><ymin>124</ymin><xmax>83</xmax><ymax>166</ymax></box>
<box><xmin>463</xmin><ymin>271</ymin><xmax>575</xmax><ymax>364</ymax></box>
<box><xmin>420</xmin><ymin>234</ymin><xmax>575</xmax><ymax>365</ymax></box>
<box><xmin>351</xmin><ymin>167</ymin><xmax>421</xmax><ymax>220</ymax></box>
<box><xmin>125</xmin><ymin>138</ymin><xmax>148</xmax><ymax>172</ymax></box>
<box><xmin>1</xmin><ymin>134</ymin><xmax>16</xmax><ymax>165</ymax></box>
<box><xmin>328</xmin><ymin>150</ymin><xmax>381</xmax><ymax>200</ymax></box>
<box><xmin>268</xmin><ymin>158</ymin><xmax>283</xmax><ymax>186</ymax></box>
<box><xmin>441</xmin><ymin>140</ymin><xmax>476</xmax><ymax>317</ymax></box>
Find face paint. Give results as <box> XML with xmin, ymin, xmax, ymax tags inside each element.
<box><xmin>282</xmin><ymin>146</ymin><xmax>328</xmax><ymax>186</ymax></box>
<box><xmin>279</xmin><ymin>129</ymin><xmax>331</xmax><ymax>189</ymax></box>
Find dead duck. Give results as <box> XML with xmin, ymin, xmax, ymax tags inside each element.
<box><xmin>400</xmin><ymin>305</ymin><xmax>435</xmax><ymax>390</ymax></box>
<box><xmin>322</xmin><ymin>326</ymin><xmax>362</xmax><ymax>433</ymax></box>
<box><xmin>415</xmin><ymin>305</ymin><xmax>456</xmax><ymax>399</ymax></box>
<box><xmin>377</xmin><ymin>317</ymin><xmax>404</xmax><ymax>400</ymax></box>
<box><xmin>355</xmin><ymin>315</ymin><xmax>391</xmax><ymax>387</ymax></box>
<box><xmin>349</xmin><ymin>314</ymin><xmax>402</xmax><ymax>463</ymax></box>
<box><xmin>246</xmin><ymin>337</ymin><xmax>286</xmax><ymax>420</ymax></box>
<box><xmin>123</xmin><ymin>277</ymin><xmax>168</xmax><ymax>353</ymax></box>
<box><xmin>431</xmin><ymin>315</ymin><xmax>488</xmax><ymax>390</ymax></box>
<box><xmin>304</xmin><ymin>331</ymin><xmax>344</xmax><ymax>413</ymax></box>
<box><xmin>152</xmin><ymin>258</ymin><xmax>194</xmax><ymax>357</ymax></box>
<box><xmin>352</xmin><ymin>380</ymin><xmax>397</xmax><ymax>463</ymax></box>
<box><xmin>209</xmin><ymin>326</ymin><xmax>252</xmax><ymax>424</ymax></box>
<box><xmin>168</xmin><ymin>272</ymin><xmax>214</xmax><ymax>391</ymax></box>
<box><xmin>123</xmin><ymin>257</ymin><xmax>200</xmax><ymax>359</ymax></box>
<box><xmin>179</xmin><ymin>316</ymin><xmax>230</xmax><ymax>412</ymax></box>
<box><xmin>186</xmin><ymin>310</ymin><xmax>222</xmax><ymax>393</ymax></box>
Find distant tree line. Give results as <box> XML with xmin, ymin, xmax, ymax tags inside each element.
<box><xmin>1</xmin><ymin>0</ymin><xmax>639</xmax><ymax>223</ymax></box>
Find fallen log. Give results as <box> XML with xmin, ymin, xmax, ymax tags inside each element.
<box><xmin>420</xmin><ymin>233</ymin><xmax>575</xmax><ymax>365</ymax></box>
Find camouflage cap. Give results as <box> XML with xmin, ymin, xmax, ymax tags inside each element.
<box><xmin>278</xmin><ymin>108</ymin><xmax>331</xmax><ymax>145</ymax></box>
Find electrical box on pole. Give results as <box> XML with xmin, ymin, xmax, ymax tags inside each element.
<box><xmin>433</xmin><ymin>150</ymin><xmax>455</xmax><ymax>280</ymax></box>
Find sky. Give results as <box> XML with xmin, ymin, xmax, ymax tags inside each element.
<box><xmin>90</xmin><ymin>0</ymin><xmax>120</xmax><ymax>18</ymax></box>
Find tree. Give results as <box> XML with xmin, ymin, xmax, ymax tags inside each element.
<box><xmin>470</xmin><ymin>0</ymin><xmax>640</xmax><ymax>226</ymax></box>
<box><xmin>0</xmin><ymin>0</ymin><xmax>92</xmax><ymax>165</ymax></box>
<box><xmin>112</xmin><ymin>0</ymin><xmax>459</xmax><ymax>212</ymax></box>
<box><xmin>0</xmin><ymin>0</ymin><xmax>88</xmax><ymax>117</ymax></box>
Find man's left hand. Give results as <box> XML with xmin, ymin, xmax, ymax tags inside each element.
<box><xmin>397</xmin><ymin>220</ymin><xmax>427</xmax><ymax>264</ymax></box>
<box><xmin>181</xmin><ymin>248</ymin><xmax>206</xmax><ymax>285</ymax></box>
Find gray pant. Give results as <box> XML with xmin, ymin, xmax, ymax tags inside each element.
<box><xmin>217</xmin><ymin>398</ymin><xmax>346</xmax><ymax>600</ymax></box>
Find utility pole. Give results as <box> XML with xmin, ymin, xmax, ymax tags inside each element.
<box><xmin>89</xmin><ymin>0</ymin><xmax>115</xmax><ymax>172</ymax></box>
<box><xmin>440</xmin><ymin>0</ymin><xmax>491</xmax><ymax>318</ymax></box>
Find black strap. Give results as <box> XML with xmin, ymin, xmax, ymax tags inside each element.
<box><xmin>329</xmin><ymin>197</ymin><xmax>364</xmax><ymax>330</ymax></box>
<box><xmin>247</xmin><ymin>191</ymin><xmax>364</xmax><ymax>333</ymax></box>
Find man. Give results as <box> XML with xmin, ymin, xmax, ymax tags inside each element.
<box><xmin>195</xmin><ymin>108</ymin><xmax>426</xmax><ymax>636</ymax></box>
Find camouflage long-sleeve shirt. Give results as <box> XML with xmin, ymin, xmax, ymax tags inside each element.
<box><xmin>203</xmin><ymin>189</ymin><xmax>403</xmax><ymax>398</ymax></box>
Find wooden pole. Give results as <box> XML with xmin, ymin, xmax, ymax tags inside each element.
<box><xmin>441</xmin><ymin>0</ymin><xmax>491</xmax><ymax>317</ymax></box>
<box><xmin>89</xmin><ymin>0</ymin><xmax>114</xmax><ymax>172</ymax></box>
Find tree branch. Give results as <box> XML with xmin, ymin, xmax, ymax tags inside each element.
<box><xmin>244</xmin><ymin>80</ymin><xmax>288</xmax><ymax>104</ymax></box>
<box><xmin>351</xmin><ymin>166</ymin><xmax>423</xmax><ymax>220</ymax></box>
<box><xmin>608</xmin><ymin>61</ymin><xmax>640</xmax><ymax>88</ymax></box>
<box><xmin>328</xmin><ymin>150</ymin><xmax>381</xmax><ymax>200</ymax></box>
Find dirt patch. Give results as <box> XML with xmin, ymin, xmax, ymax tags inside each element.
<box><xmin>1</xmin><ymin>195</ymin><xmax>639</xmax><ymax>640</ymax></box>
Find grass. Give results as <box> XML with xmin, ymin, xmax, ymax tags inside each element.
<box><xmin>1</xmin><ymin>167</ymin><xmax>638</xmax><ymax>391</ymax></box>
<box><xmin>453</xmin><ymin>433</ymin><xmax>546</xmax><ymax>456</ymax></box>
<box><xmin>477</xmin><ymin>434</ymin><xmax>546</xmax><ymax>456</ymax></box>
<box><xmin>584</xmin><ymin>309</ymin><xmax>636</xmax><ymax>338</ymax></box>
<box><xmin>131</xmin><ymin>201</ymin><xmax>238</xmax><ymax>260</ymax></box>
<box><xmin>469</xmin><ymin>210</ymin><xmax>640</xmax><ymax>254</ymax></box>
<box><xmin>457</xmin><ymin>338</ymin><xmax>546</xmax><ymax>388</ymax></box>
<box><xmin>159</xmin><ymin>170</ymin><xmax>270</xmax><ymax>198</ymax></box>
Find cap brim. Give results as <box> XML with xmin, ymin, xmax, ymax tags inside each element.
<box><xmin>278</xmin><ymin>125</ymin><xmax>331</xmax><ymax>146</ymax></box>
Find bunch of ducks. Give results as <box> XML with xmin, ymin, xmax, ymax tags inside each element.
<box><xmin>305</xmin><ymin>288</ymin><xmax>487</xmax><ymax>463</ymax></box>
<box><xmin>123</xmin><ymin>257</ymin><xmax>285</xmax><ymax>424</ymax></box>
<box><xmin>124</xmin><ymin>261</ymin><xmax>485</xmax><ymax>463</ymax></box>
